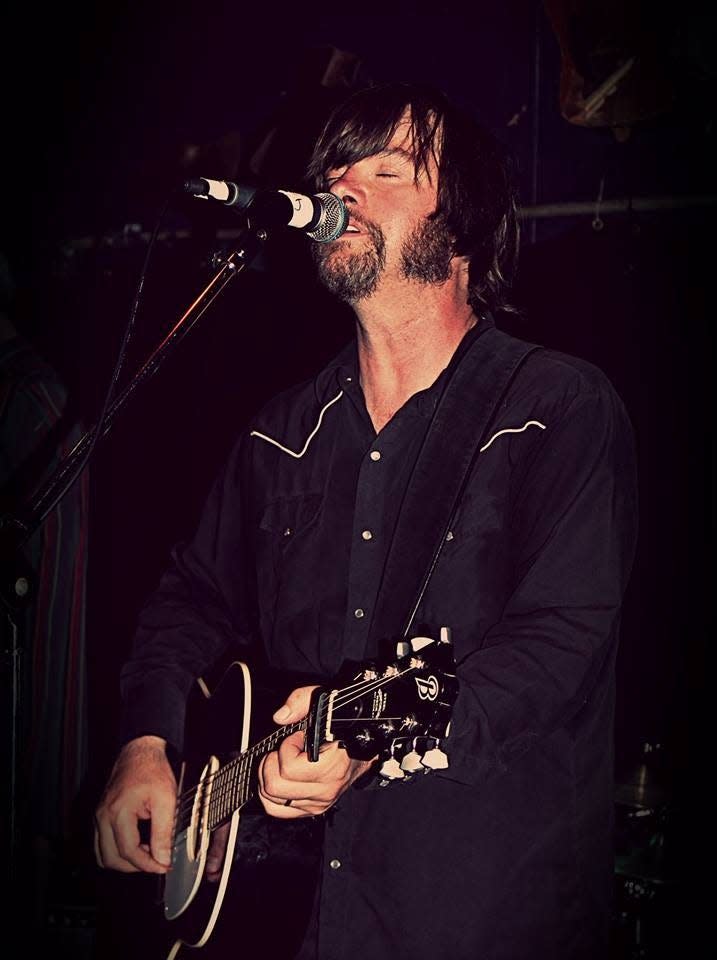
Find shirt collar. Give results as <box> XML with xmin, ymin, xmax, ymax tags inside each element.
<box><xmin>320</xmin><ymin>311</ymin><xmax>495</xmax><ymax>419</ymax></box>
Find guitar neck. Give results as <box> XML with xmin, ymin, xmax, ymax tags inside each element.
<box><xmin>207</xmin><ymin>718</ymin><xmax>307</xmax><ymax>830</ymax></box>
<box><xmin>204</xmin><ymin>645</ymin><xmax>451</xmax><ymax>830</ymax></box>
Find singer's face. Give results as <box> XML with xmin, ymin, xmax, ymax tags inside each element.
<box><xmin>312</xmin><ymin>113</ymin><xmax>453</xmax><ymax>302</ymax></box>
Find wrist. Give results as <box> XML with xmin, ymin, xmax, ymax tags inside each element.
<box><xmin>123</xmin><ymin>734</ymin><xmax>167</xmax><ymax>754</ymax></box>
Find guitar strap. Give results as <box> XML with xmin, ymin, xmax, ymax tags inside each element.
<box><xmin>366</xmin><ymin>321</ymin><xmax>542</xmax><ymax>652</ymax></box>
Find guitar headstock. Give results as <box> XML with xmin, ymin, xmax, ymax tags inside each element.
<box><xmin>307</xmin><ymin>626</ymin><xmax>458</xmax><ymax>780</ymax></box>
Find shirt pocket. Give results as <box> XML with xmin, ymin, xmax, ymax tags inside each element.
<box><xmin>421</xmin><ymin>488</ymin><xmax>510</xmax><ymax>647</ymax></box>
<box><xmin>255</xmin><ymin>493</ymin><xmax>324</xmax><ymax>614</ymax></box>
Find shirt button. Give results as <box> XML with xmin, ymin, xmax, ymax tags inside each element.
<box><xmin>370</xmin><ymin>450</ymin><xmax>381</xmax><ymax>461</ymax></box>
<box><xmin>354</xmin><ymin>608</ymin><xmax>365</xmax><ymax>619</ymax></box>
<box><xmin>361</xmin><ymin>530</ymin><xmax>373</xmax><ymax>541</ymax></box>
<box><xmin>329</xmin><ymin>858</ymin><xmax>342</xmax><ymax>870</ymax></box>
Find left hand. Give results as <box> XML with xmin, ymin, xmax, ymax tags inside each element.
<box><xmin>258</xmin><ymin>685</ymin><xmax>375</xmax><ymax>818</ymax></box>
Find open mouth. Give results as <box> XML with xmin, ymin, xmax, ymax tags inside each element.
<box><xmin>345</xmin><ymin>224</ymin><xmax>362</xmax><ymax>234</ymax></box>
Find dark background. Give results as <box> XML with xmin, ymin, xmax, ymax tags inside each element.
<box><xmin>2</xmin><ymin>1</ymin><xmax>713</xmax><ymax>956</ymax></box>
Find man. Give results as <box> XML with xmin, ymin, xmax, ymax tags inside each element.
<box><xmin>95</xmin><ymin>83</ymin><xmax>637</xmax><ymax>958</ymax></box>
<box><xmin>1</xmin><ymin>251</ymin><xmax>89</xmax><ymax>932</ymax></box>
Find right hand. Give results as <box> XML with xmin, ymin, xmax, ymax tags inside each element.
<box><xmin>94</xmin><ymin>735</ymin><xmax>177</xmax><ymax>874</ymax></box>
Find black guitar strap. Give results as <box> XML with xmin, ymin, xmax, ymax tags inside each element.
<box><xmin>366</xmin><ymin>322</ymin><xmax>542</xmax><ymax>652</ymax></box>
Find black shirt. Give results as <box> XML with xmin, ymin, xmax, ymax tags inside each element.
<box><xmin>121</xmin><ymin>316</ymin><xmax>638</xmax><ymax>958</ymax></box>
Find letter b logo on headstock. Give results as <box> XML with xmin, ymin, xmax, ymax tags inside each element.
<box><xmin>415</xmin><ymin>675</ymin><xmax>439</xmax><ymax>701</ymax></box>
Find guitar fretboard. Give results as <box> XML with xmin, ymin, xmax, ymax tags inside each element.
<box><xmin>206</xmin><ymin>719</ymin><xmax>307</xmax><ymax>829</ymax></box>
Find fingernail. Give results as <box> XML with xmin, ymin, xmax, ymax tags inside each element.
<box><xmin>274</xmin><ymin>705</ymin><xmax>290</xmax><ymax>722</ymax></box>
<box><xmin>157</xmin><ymin>851</ymin><xmax>171</xmax><ymax>866</ymax></box>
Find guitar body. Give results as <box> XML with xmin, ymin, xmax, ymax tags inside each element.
<box><xmin>163</xmin><ymin>660</ymin><xmax>323</xmax><ymax>960</ymax></box>
<box><xmin>159</xmin><ymin>630</ymin><xmax>457</xmax><ymax>958</ymax></box>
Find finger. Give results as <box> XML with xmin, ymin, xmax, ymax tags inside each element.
<box><xmin>273</xmin><ymin>684</ymin><xmax>319</xmax><ymax>724</ymax></box>
<box><xmin>258</xmin><ymin>752</ymin><xmax>343</xmax><ymax>812</ymax></box>
<box><xmin>275</xmin><ymin>737</ymin><xmax>347</xmax><ymax>783</ymax></box>
<box><xmin>259</xmin><ymin>749</ymin><xmax>317</xmax><ymax>801</ymax></box>
<box><xmin>94</xmin><ymin>813</ymin><xmax>141</xmax><ymax>874</ymax></box>
<box><xmin>258</xmin><ymin>752</ymin><xmax>309</xmax><ymax>806</ymax></box>
<box><xmin>148</xmin><ymin>790</ymin><xmax>176</xmax><ymax>869</ymax></box>
<box><xmin>113</xmin><ymin>806</ymin><xmax>169</xmax><ymax>874</ymax></box>
<box><xmin>259</xmin><ymin>792</ymin><xmax>329</xmax><ymax>819</ymax></box>
<box><xmin>257</xmin><ymin>758</ymin><xmax>332</xmax><ymax>818</ymax></box>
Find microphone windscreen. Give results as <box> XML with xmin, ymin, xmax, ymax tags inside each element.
<box><xmin>307</xmin><ymin>193</ymin><xmax>348</xmax><ymax>243</ymax></box>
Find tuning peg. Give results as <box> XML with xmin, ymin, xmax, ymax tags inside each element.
<box><xmin>395</xmin><ymin>640</ymin><xmax>410</xmax><ymax>657</ymax></box>
<box><xmin>410</xmin><ymin>635</ymin><xmax>434</xmax><ymax>653</ymax></box>
<box><xmin>439</xmin><ymin>626</ymin><xmax>452</xmax><ymax>645</ymax></box>
<box><xmin>421</xmin><ymin>745</ymin><xmax>449</xmax><ymax>770</ymax></box>
<box><xmin>378</xmin><ymin>757</ymin><xmax>405</xmax><ymax>780</ymax></box>
<box><xmin>400</xmin><ymin>749</ymin><xmax>426</xmax><ymax>774</ymax></box>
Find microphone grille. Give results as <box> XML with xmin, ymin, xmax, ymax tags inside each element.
<box><xmin>306</xmin><ymin>193</ymin><xmax>349</xmax><ymax>243</ymax></box>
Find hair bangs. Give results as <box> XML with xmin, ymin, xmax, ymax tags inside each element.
<box><xmin>308</xmin><ymin>85</ymin><xmax>444</xmax><ymax>188</ymax></box>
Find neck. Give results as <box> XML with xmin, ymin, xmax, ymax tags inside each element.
<box><xmin>353</xmin><ymin>270</ymin><xmax>477</xmax><ymax>432</ymax></box>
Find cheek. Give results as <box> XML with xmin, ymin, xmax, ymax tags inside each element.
<box><xmin>386</xmin><ymin>214</ymin><xmax>427</xmax><ymax>253</ymax></box>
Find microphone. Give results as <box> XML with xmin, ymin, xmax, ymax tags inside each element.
<box><xmin>183</xmin><ymin>177</ymin><xmax>348</xmax><ymax>242</ymax></box>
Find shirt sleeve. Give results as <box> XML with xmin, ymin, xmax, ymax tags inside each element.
<box><xmin>438</xmin><ymin>371</ymin><xmax>638</xmax><ymax>787</ymax></box>
<box><xmin>118</xmin><ymin>434</ymin><xmax>257</xmax><ymax>753</ymax></box>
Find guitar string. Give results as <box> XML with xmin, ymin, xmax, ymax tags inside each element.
<box><xmin>175</xmin><ymin>668</ymin><xmax>393</xmax><ymax>820</ymax></box>
<box><xmin>173</xmin><ymin>664</ymin><xmax>417</xmax><ymax>813</ymax></box>
<box><xmin>172</xmin><ymin>663</ymin><xmax>428</xmax><ymax>830</ymax></box>
<box><xmin>198</xmin><ymin>714</ymin><xmax>409</xmax><ymax>835</ymax></box>
<box><xmin>173</xmin><ymin>662</ymin><xmax>430</xmax><ymax>832</ymax></box>
<box><xmin>172</xmin><ymin>719</ymin><xmax>308</xmax><ymax>828</ymax></box>
<box><xmin>173</xmin><ymin>661</ymin><xmax>429</xmax><ymax>825</ymax></box>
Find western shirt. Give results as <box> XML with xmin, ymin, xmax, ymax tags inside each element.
<box><xmin>121</xmin><ymin>315</ymin><xmax>638</xmax><ymax>958</ymax></box>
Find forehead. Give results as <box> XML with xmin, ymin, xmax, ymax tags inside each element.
<box><xmin>326</xmin><ymin>107</ymin><xmax>440</xmax><ymax>179</ymax></box>
<box><xmin>386</xmin><ymin>110</ymin><xmax>415</xmax><ymax>148</ymax></box>
<box><xmin>379</xmin><ymin>114</ymin><xmax>418</xmax><ymax>159</ymax></box>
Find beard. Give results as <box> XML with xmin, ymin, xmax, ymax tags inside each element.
<box><xmin>312</xmin><ymin>218</ymin><xmax>386</xmax><ymax>302</ymax></box>
<box><xmin>400</xmin><ymin>214</ymin><xmax>454</xmax><ymax>285</ymax></box>
<box><xmin>313</xmin><ymin>211</ymin><xmax>454</xmax><ymax>303</ymax></box>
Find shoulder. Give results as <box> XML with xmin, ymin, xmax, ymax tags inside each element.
<box><xmin>250</xmin><ymin>375</ymin><xmax>345</xmax><ymax>458</ymax></box>
<box><xmin>228</xmin><ymin>341</ymin><xmax>353</xmax><ymax>470</ymax></box>
<box><xmin>479</xmin><ymin>336</ymin><xmax>634</xmax><ymax>465</ymax></box>
<box><xmin>506</xmin><ymin>342</ymin><xmax>628</xmax><ymax>423</ymax></box>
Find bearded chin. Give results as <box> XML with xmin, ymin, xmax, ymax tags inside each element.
<box><xmin>315</xmin><ymin>247</ymin><xmax>382</xmax><ymax>302</ymax></box>
<box><xmin>312</xmin><ymin>223</ymin><xmax>386</xmax><ymax>303</ymax></box>
<box><xmin>312</xmin><ymin>215</ymin><xmax>454</xmax><ymax>302</ymax></box>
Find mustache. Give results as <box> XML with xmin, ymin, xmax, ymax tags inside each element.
<box><xmin>347</xmin><ymin>211</ymin><xmax>378</xmax><ymax>233</ymax></box>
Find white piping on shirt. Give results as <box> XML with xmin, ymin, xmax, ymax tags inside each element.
<box><xmin>250</xmin><ymin>390</ymin><xmax>344</xmax><ymax>458</ymax></box>
<box><xmin>480</xmin><ymin>419</ymin><xmax>546</xmax><ymax>452</ymax></box>
<box><xmin>252</xmin><ymin>395</ymin><xmax>544</xmax><ymax>460</ymax></box>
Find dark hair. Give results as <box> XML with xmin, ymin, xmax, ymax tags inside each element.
<box><xmin>306</xmin><ymin>82</ymin><xmax>520</xmax><ymax>315</ymax></box>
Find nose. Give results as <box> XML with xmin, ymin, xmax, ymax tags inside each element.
<box><xmin>329</xmin><ymin>165</ymin><xmax>366</xmax><ymax>206</ymax></box>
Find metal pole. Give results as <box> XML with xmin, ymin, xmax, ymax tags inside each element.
<box><xmin>520</xmin><ymin>195</ymin><xmax>717</xmax><ymax>219</ymax></box>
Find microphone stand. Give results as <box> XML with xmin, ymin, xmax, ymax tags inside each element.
<box><xmin>0</xmin><ymin>225</ymin><xmax>267</xmax><ymax>888</ymax></box>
